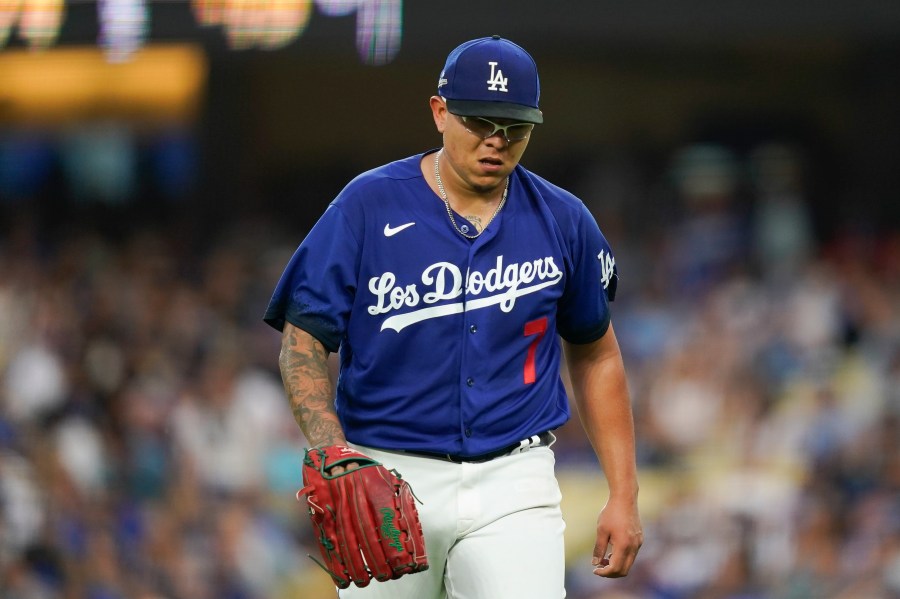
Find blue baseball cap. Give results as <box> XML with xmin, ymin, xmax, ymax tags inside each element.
<box><xmin>437</xmin><ymin>35</ymin><xmax>543</xmax><ymax>124</ymax></box>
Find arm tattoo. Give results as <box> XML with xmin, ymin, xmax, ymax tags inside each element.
<box><xmin>279</xmin><ymin>325</ymin><xmax>346</xmax><ymax>447</ymax></box>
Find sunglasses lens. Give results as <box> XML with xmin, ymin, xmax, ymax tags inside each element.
<box><xmin>464</xmin><ymin>117</ymin><xmax>497</xmax><ymax>138</ymax></box>
<box><xmin>504</xmin><ymin>124</ymin><xmax>533</xmax><ymax>141</ymax></box>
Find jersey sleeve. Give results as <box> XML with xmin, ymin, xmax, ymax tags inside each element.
<box><xmin>263</xmin><ymin>203</ymin><xmax>360</xmax><ymax>352</ymax></box>
<box><xmin>556</xmin><ymin>202</ymin><xmax>619</xmax><ymax>344</ymax></box>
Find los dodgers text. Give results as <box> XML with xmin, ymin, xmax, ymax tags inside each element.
<box><xmin>367</xmin><ymin>256</ymin><xmax>564</xmax><ymax>332</ymax></box>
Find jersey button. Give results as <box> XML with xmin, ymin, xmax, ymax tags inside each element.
<box><xmin>464</xmin><ymin>428</ymin><xmax>472</xmax><ymax>437</ymax></box>
<box><xmin>466</xmin><ymin>377</ymin><xmax>474</xmax><ymax>387</ymax></box>
<box><xmin>469</xmin><ymin>324</ymin><xmax>477</xmax><ymax>334</ymax></box>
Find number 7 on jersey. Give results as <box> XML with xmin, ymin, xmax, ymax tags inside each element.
<box><xmin>523</xmin><ymin>317</ymin><xmax>548</xmax><ymax>384</ymax></box>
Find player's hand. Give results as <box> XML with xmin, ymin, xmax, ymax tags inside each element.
<box><xmin>592</xmin><ymin>496</ymin><xmax>643</xmax><ymax>578</ymax></box>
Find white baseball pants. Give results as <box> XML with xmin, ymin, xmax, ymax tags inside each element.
<box><xmin>339</xmin><ymin>440</ymin><xmax>566</xmax><ymax>599</ymax></box>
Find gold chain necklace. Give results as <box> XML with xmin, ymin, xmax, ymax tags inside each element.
<box><xmin>433</xmin><ymin>149</ymin><xmax>508</xmax><ymax>239</ymax></box>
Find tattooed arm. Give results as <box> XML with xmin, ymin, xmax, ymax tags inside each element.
<box><xmin>278</xmin><ymin>322</ymin><xmax>346</xmax><ymax>447</ymax></box>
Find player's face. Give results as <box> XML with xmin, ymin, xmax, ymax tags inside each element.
<box><xmin>430</xmin><ymin>96</ymin><xmax>532</xmax><ymax>196</ymax></box>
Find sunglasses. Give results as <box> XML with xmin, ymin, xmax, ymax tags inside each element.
<box><xmin>457</xmin><ymin>115</ymin><xmax>534</xmax><ymax>142</ymax></box>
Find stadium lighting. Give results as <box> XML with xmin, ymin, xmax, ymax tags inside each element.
<box><xmin>0</xmin><ymin>0</ymin><xmax>403</xmax><ymax>64</ymax></box>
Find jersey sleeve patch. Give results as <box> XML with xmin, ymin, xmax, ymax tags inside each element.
<box><xmin>598</xmin><ymin>248</ymin><xmax>618</xmax><ymax>301</ymax></box>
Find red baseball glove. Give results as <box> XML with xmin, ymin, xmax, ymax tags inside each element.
<box><xmin>297</xmin><ymin>445</ymin><xmax>429</xmax><ymax>589</ymax></box>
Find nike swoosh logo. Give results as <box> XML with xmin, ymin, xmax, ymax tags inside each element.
<box><xmin>384</xmin><ymin>222</ymin><xmax>416</xmax><ymax>237</ymax></box>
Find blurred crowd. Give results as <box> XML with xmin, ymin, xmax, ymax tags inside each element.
<box><xmin>1</xmin><ymin>139</ymin><xmax>899</xmax><ymax>599</ymax></box>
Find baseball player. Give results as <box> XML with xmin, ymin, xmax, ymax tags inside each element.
<box><xmin>265</xmin><ymin>35</ymin><xmax>643</xmax><ymax>598</ymax></box>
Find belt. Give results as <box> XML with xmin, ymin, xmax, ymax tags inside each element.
<box><xmin>402</xmin><ymin>431</ymin><xmax>553</xmax><ymax>464</ymax></box>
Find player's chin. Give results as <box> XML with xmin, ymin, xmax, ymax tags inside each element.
<box><xmin>470</xmin><ymin>178</ymin><xmax>507</xmax><ymax>194</ymax></box>
<box><xmin>470</xmin><ymin>168</ymin><xmax>510</xmax><ymax>190</ymax></box>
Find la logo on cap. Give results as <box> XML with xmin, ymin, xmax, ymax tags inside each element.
<box><xmin>487</xmin><ymin>62</ymin><xmax>508</xmax><ymax>92</ymax></box>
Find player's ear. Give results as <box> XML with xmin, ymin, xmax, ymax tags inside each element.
<box><xmin>429</xmin><ymin>96</ymin><xmax>448</xmax><ymax>133</ymax></box>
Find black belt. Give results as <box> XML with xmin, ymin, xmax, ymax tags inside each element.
<box><xmin>402</xmin><ymin>431</ymin><xmax>553</xmax><ymax>464</ymax></box>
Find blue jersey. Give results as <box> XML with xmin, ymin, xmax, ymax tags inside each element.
<box><xmin>264</xmin><ymin>150</ymin><xmax>618</xmax><ymax>457</ymax></box>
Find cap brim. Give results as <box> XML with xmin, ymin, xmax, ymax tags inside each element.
<box><xmin>446</xmin><ymin>99</ymin><xmax>544</xmax><ymax>124</ymax></box>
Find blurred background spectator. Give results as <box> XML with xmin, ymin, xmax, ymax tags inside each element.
<box><xmin>2</xmin><ymin>2</ymin><xmax>899</xmax><ymax>598</ymax></box>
